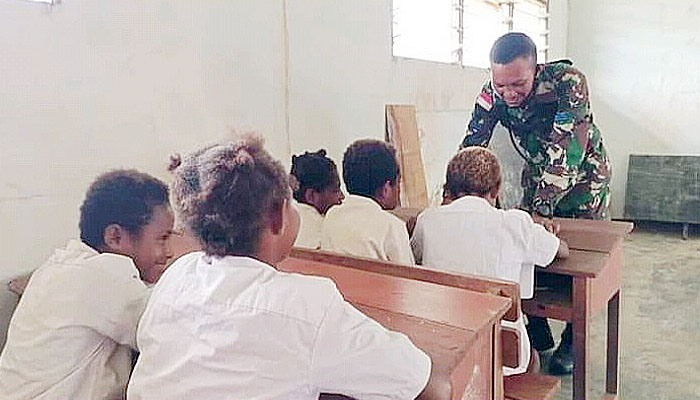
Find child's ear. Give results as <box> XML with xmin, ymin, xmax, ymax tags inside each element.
<box><xmin>303</xmin><ymin>188</ymin><xmax>316</xmax><ymax>205</ymax></box>
<box><xmin>103</xmin><ymin>224</ymin><xmax>129</xmax><ymax>252</ymax></box>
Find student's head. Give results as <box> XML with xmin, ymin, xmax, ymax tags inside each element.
<box><xmin>79</xmin><ymin>170</ymin><xmax>175</xmax><ymax>284</ymax></box>
<box><xmin>290</xmin><ymin>149</ymin><xmax>344</xmax><ymax>215</ymax></box>
<box><xmin>489</xmin><ymin>32</ymin><xmax>537</xmax><ymax>107</ymax></box>
<box><xmin>342</xmin><ymin>139</ymin><xmax>401</xmax><ymax>210</ymax></box>
<box><xmin>444</xmin><ymin>147</ymin><xmax>501</xmax><ymax>206</ymax></box>
<box><xmin>169</xmin><ymin>134</ymin><xmax>298</xmax><ymax>265</ymax></box>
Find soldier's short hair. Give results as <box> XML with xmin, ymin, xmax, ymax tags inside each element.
<box><xmin>445</xmin><ymin>147</ymin><xmax>501</xmax><ymax>198</ymax></box>
<box><xmin>490</xmin><ymin>32</ymin><xmax>537</xmax><ymax>66</ymax></box>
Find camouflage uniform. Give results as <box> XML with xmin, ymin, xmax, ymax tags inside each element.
<box><xmin>462</xmin><ymin>60</ymin><xmax>611</xmax><ymax>220</ymax></box>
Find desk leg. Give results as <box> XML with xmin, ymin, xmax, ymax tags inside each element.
<box><xmin>606</xmin><ymin>290</ymin><xmax>620</xmax><ymax>395</ymax></box>
<box><xmin>572</xmin><ymin>277</ymin><xmax>590</xmax><ymax>400</ymax></box>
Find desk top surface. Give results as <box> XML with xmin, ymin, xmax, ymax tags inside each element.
<box><xmin>545</xmin><ymin>249</ymin><xmax>610</xmax><ymax>278</ymax></box>
<box><xmin>279</xmin><ymin>257</ymin><xmax>511</xmax><ymax>332</ymax></box>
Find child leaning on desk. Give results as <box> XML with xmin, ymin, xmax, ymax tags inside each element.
<box><xmin>127</xmin><ymin>134</ymin><xmax>445</xmax><ymax>400</ymax></box>
<box><xmin>410</xmin><ymin>146</ymin><xmax>569</xmax><ymax>375</ymax></box>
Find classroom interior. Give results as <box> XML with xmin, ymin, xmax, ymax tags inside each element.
<box><xmin>1</xmin><ymin>0</ymin><xmax>700</xmax><ymax>399</ymax></box>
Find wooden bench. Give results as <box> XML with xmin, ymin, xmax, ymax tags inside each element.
<box><xmin>284</xmin><ymin>248</ymin><xmax>561</xmax><ymax>400</ymax></box>
<box><xmin>504</xmin><ymin>373</ymin><xmax>561</xmax><ymax>400</ymax></box>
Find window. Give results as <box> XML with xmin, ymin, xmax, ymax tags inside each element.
<box><xmin>392</xmin><ymin>0</ymin><xmax>461</xmax><ymax>64</ymax></box>
<box><xmin>393</xmin><ymin>0</ymin><xmax>549</xmax><ymax>68</ymax></box>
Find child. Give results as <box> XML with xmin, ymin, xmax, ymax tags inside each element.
<box><xmin>411</xmin><ymin>147</ymin><xmax>568</xmax><ymax>374</ymax></box>
<box><xmin>0</xmin><ymin>170</ymin><xmax>174</xmax><ymax>400</ymax></box>
<box><xmin>321</xmin><ymin>139</ymin><xmax>414</xmax><ymax>264</ymax></box>
<box><xmin>290</xmin><ymin>149</ymin><xmax>344</xmax><ymax>249</ymax></box>
<box><xmin>127</xmin><ymin>135</ymin><xmax>436</xmax><ymax>400</ymax></box>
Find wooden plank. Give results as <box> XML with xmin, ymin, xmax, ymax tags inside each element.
<box><xmin>556</xmin><ymin>231</ymin><xmax>621</xmax><ymax>254</ymax></box>
<box><xmin>554</xmin><ymin>218</ymin><xmax>634</xmax><ymax>236</ymax></box>
<box><xmin>589</xmin><ymin>242</ymin><xmax>623</xmax><ymax>316</ymax></box>
<box><xmin>461</xmin><ymin>329</ymin><xmax>495</xmax><ymax>400</ymax></box>
<box><xmin>545</xmin><ymin>250</ymin><xmax>610</xmax><ymax>278</ymax></box>
<box><xmin>572</xmin><ymin>277</ymin><xmax>591</xmax><ymax>400</ymax></box>
<box><xmin>289</xmin><ymin>248</ymin><xmax>521</xmax><ymax>322</ymax></box>
<box><xmin>522</xmin><ymin>287</ymin><xmax>573</xmax><ymax>322</ymax></box>
<box><xmin>386</xmin><ymin>105</ymin><xmax>429</xmax><ymax>209</ymax></box>
<box><xmin>503</xmin><ymin>373</ymin><xmax>560</xmax><ymax>400</ymax></box>
<box><xmin>278</xmin><ymin>257</ymin><xmax>511</xmax><ymax>332</ymax></box>
<box><xmin>605</xmin><ymin>291</ymin><xmax>620</xmax><ymax>397</ymax></box>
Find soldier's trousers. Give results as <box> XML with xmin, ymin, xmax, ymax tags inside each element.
<box><xmin>526</xmin><ymin>191</ymin><xmax>611</xmax><ymax>353</ymax></box>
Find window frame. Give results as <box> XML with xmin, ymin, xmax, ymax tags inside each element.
<box><xmin>391</xmin><ymin>0</ymin><xmax>550</xmax><ymax>68</ymax></box>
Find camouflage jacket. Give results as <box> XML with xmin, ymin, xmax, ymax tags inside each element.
<box><xmin>461</xmin><ymin>60</ymin><xmax>610</xmax><ymax>217</ymax></box>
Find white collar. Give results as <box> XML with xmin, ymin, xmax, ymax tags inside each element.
<box><xmin>445</xmin><ymin>195</ymin><xmax>495</xmax><ymax>211</ymax></box>
<box><xmin>343</xmin><ymin>194</ymin><xmax>384</xmax><ymax>210</ymax></box>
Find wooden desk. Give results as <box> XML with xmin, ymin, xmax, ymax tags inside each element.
<box><xmin>279</xmin><ymin>257</ymin><xmax>511</xmax><ymax>400</ymax></box>
<box><xmin>523</xmin><ymin>219</ymin><xmax>633</xmax><ymax>400</ymax></box>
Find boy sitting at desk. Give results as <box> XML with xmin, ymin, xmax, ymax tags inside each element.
<box><xmin>290</xmin><ymin>149</ymin><xmax>345</xmax><ymax>249</ymax></box>
<box><xmin>411</xmin><ymin>147</ymin><xmax>568</xmax><ymax>374</ymax></box>
<box><xmin>128</xmin><ymin>135</ymin><xmax>440</xmax><ymax>400</ymax></box>
<box><xmin>321</xmin><ymin>139</ymin><xmax>414</xmax><ymax>264</ymax></box>
<box><xmin>0</xmin><ymin>170</ymin><xmax>174</xmax><ymax>400</ymax></box>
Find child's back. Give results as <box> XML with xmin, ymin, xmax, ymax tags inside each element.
<box><xmin>320</xmin><ymin>139</ymin><xmax>414</xmax><ymax>264</ymax></box>
<box><xmin>322</xmin><ymin>194</ymin><xmax>413</xmax><ymax>264</ymax></box>
<box><xmin>412</xmin><ymin>196</ymin><xmax>558</xmax><ymax>299</ymax></box>
<box><xmin>411</xmin><ymin>147</ymin><xmax>562</xmax><ymax>299</ymax></box>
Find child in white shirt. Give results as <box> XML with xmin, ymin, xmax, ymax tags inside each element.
<box><xmin>321</xmin><ymin>139</ymin><xmax>414</xmax><ymax>264</ymax></box>
<box><xmin>411</xmin><ymin>146</ymin><xmax>568</xmax><ymax>374</ymax></box>
<box><xmin>128</xmin><ymin>135</ymin><xmax>436</xmax><ymax>400</ymax></box>
<box><xmin>0</xmin><ymin>170</ymin><xmax>174</xmax><ymax>400</ymax></box>
<box><xmin>290</xmin><ymin>149</ymin><xmax>344</xmax><ymax>249</ymax></box>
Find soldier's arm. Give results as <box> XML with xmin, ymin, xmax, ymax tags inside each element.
<box><xmin>531</xmin><ymin>67</ymin><xmax>591</xmax><ymax>216</ymax></box>
<box><xmin>461</xmin><ymin>82</ymin><xmax>499</xmax><ymax>148</ymax></box>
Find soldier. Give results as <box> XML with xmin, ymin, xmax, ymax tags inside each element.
<box><xmin>461</xmin><ymin>32</ymin><xmax>611</xmax><ymax>374</ymax></box>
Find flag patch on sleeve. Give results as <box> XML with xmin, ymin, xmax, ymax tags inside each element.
<box><xmin>476</xmin><ymin>92</ymin><xmax>493</xmax><ymax>111</ymax></box>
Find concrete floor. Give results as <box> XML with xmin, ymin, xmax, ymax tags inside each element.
<box><xmin>545</xmin><ymin>222</ymin><xmax>700</xmax><ymax>400</ymax></box>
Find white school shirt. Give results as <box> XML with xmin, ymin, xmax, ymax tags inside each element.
<box><xmin>321</xmin><ymin>195</ymin><xmax>415</xmax><ymax>264</ymax></box>
<box><xmin>0</xmin><ymin>240</ymin><xmax>149</xmax><ymax>400</ymax></box>
<box><xmin>127</xmin><ymin>252</ymin><xmax>430</xmax><ymax>400</ymax></box>
<box><xmin>411</xmin><ymin>196</ymin><xmax>559</xmax><ymax>299</ymax></box>
<box><xmin>294</xmin><ymin>201</ymin><xmax>324</xmax><ymax>249</ymax></box>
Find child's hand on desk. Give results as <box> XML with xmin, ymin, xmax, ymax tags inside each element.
<box><xmin>557</xmin><ymin>239</ymin><xmax>570</xmax><ymax>259</ymax></box>
<box><xmin>8</xmin><ymin>274</ymin><xmax>31</xmax><ymax>296</ymax></box>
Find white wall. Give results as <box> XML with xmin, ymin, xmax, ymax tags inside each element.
<box><xmin>0</xmin><ymin>0</ymin><xmax>288</xmax><ymax>346</ymax></box>
<box><xmin>567</xmin><ymin>0</ymin><xmax>700</xmax><ymax>217</ymax></box>
<box><xmin>0</xmin><ymin>0</ymin><xmax>567</xmax><ymax>346</ymax></box>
